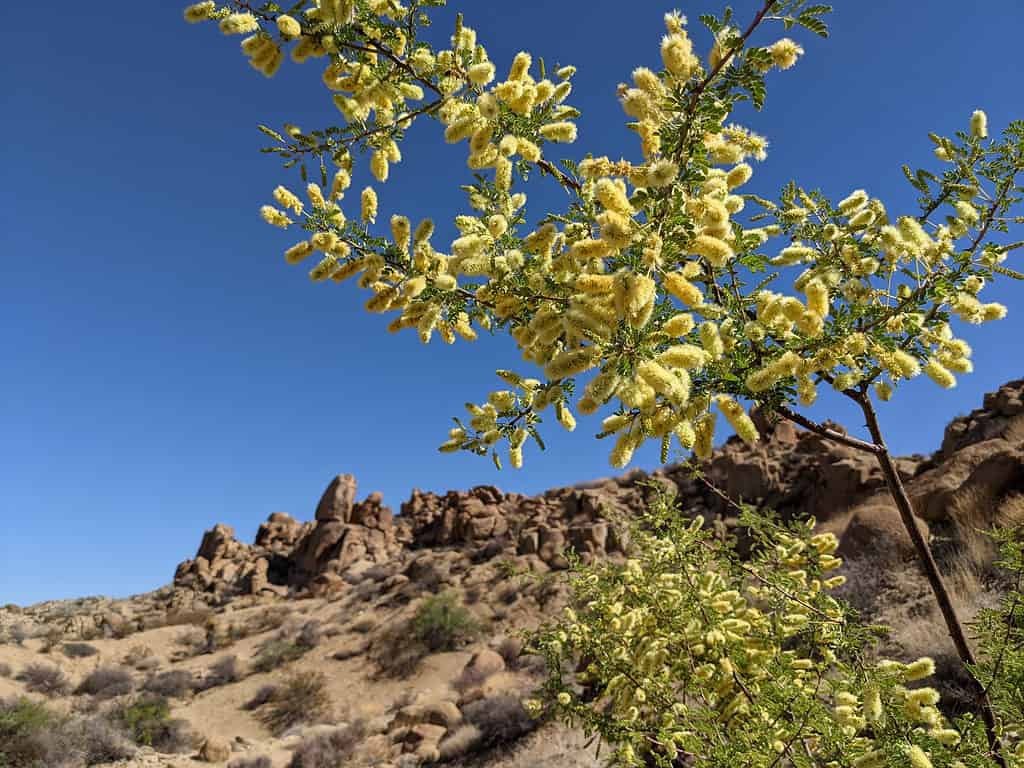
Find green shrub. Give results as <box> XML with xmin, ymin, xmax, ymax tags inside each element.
<box><xmin>411</xmin><ymin>592</ymin><xmax>478</xmax><ymax>652</ymax></box>
<box><xmin>252</xmin><ymin>640</ymin><xmax>307</xmax><ymax>674</ymax></box>
<box><xmin>114</xmin><ymin>695</ymin><xmax>193</xmax><ymax>752</ymax></box>
<box><xmin>0</xmin><ymin>697</ymin><xmax>53</xmax><ymax>767</ymax></box>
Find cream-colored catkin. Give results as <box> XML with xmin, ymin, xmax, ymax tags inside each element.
<box><xmin>663</xmin><ymin>272</ymin><xmax>704</xmax><ymax>306</ymax></box>
<box><xmin>693</xmin><ymin>412</ymin><xmax>716</xmax><ymax>459</ymax></box>
<box><xmin>716</xmin><ymin>396</ymin><xmax>759</xmax><ymax>445</ymax></box>
<box><xmin>361</xmin><ymin>186</ymin><xmax>378</xmax><ymax>225</ymax></box>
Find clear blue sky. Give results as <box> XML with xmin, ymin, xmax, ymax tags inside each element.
<box><xmin>2</xmin><ymin>1</ymin><xmax>1022</xmax><ymax>606</ymax></box>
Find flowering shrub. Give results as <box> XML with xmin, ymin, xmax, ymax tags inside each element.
<box><xmin>183</xmin><ymin>1</ymin><xmax>1023</xmax><ymax>764</ymax></box>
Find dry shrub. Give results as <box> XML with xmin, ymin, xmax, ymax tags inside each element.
<box><xmin>164</xmin><ymin>608</ymin><xmax>213</xmax><ymax>627</ymax></box>
<box><xmin>287</xmin><ymin>718</ymin><xmax>366</xmax><ymax>768</ymax></box>
<box><xmin>247</xmin><ymin>607</ymin><xmax>291</xmax><ymax>635</ymax></box>
<box><xmin>452</xmin><ymin>662</ymin><xmax>494</xmax><ymax>696</ymax></box>
<box><xmin>438</xmin><ymin>724</ymin><xmax>482</xmax><ymax>761</ymax></box>
<box><xmin>244</xmin><ymin>683</ymin><xmax>279</xmax><ymax>711</ymax></box>
<box><xmin>350</xmin><ymin>615</ymin><xmax>378</xmax><ymax>634</ymax></box>
<box><xmin>18</xmin><ymin>663</ymin><xmax>70</xmax><ymax>696</ymax></box>
<box><xmin>8</xmin><ymin>624</ymin><xmax>31</xmax><ymax>646</ymax></box>
<box><xmin>0</xmin><ymin>697</ymin><xmax>136</xmax><ymax>768</ymax></box>
<box><xmin>75</xmin><ymin>666</ymin><xmax>134</xmax><ymax>699</ymax></box>
<box><xmin>252</xmin><ymin>620</ymin><xmax>321</xmax><ymax>674</ymax></box>
<box><xmin>174</xmin><ymin>627</ymin><xmax>207</xmax><ymax>657</ymax></box>
<box><xmin>494</xmin><ymin>582</ymin><xmax>520</xmax><ymax>606</ymax></box>
<box><xmin>40</xmin><ymin>627</ymin><xmax>65</xmax><ymax>653</ymax></box>
<box><xmin>495</xmin><ymin>636</ymin><xmax>525</xmax><ymax>670</ymax></box>
<box><xmin>259</xmin><ymin>671</ymin><xmax>332</xmax><ymax>736</ymax></box>
<box><xmin>199</xmin><ymin>655</ymin><xmax>241</xmax><ymax>690</ymax></box>
<box><xmin>122</xmin><ymin>645</ymin><xmax>155</xmax><ymax>669</ymax></box>
<box><xmin>503</xmin><ymin>725</ymin><xmax>604</xmax><ymax>768</ymax></box>
<box><xmin>62</xmin><ymin>642</ymin><xmax>99</xmax><ymax>659</ymax></box>
<box><xmin>229</xmin><ymin>757</ymin><xmax>273</xmax><ymax>768</ymax></box>
<box><xmin>462</xmin><ymin>694</ymin><xmax>537</xmax><ymax>749</ymax></box>
<box><xmin>997</xmin><ymin>492</ymin><xmax>1024</xmax><ymax>530</ymax></box>
<box><xmin>0</xmin><ymin>662</ymin><xmax>11</xmax><ymax>678</ymax></box>
<box><xmin>143</xmin><ymin>669</ymin><xmax>195</xmax><ymax>698</ymax></box>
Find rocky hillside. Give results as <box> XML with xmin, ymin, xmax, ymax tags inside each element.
<box><xmin>1</xmin><ymin>379</ymin><xmax>1022</xmax><ymax>768</ymax></box>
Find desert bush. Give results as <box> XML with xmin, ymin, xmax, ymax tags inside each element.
<box><xmin>495</xmin><ymin>636</ymin><xmax>525</xmax><ymax>670</ymax></box>
<box><xmin>228</xmin><ymin>757</ymin><xmax>272</xmax><ymax>768</ymax></box>
<box><xmin>6</xmin><ymin>624</ymin><xmax>30</xmax><ymax>647</ymax></box>
<box><xmin>349</xmin><ymin>615</ymin><xmax>377</xmax><ymax>634</ymax></box>
<box><xmin>463</xmin><ymin>695</ymin><xmax>537</xmax><ymax>750</ymax></box>
<box><xmin>243</xmin><ymin>683</ymin><xmax>279</xmax><ymax>711</ymax></box>
<box><xmin>251</xmin><ymin>639</ymin><xmax>306</xmax><ymax>674</ymax></box>
<box><xmin>0</xmin><ymin>662</ymin><xmax>11</xmax><ymax>678</ymax></box>
<box><xmin>113</xmin><ymin>695</ymin><xmax>193</xmax><ymax>752</ymax></box>
<box><xmin>75</xmin><ymin>666</ymin><xmax>134</xmax><ymax>699</ymax></box>
<box><xmin>199</xmin><ymin>654</ymin><xmax>241</xmax><ymax>690</ymax></box>
<box><xmin>438</xmin><ymin>724</ymin><xmax>483</xmax><ymax>761</ymax></box>
<box><xmin>259</xmin><ymin>670</ymin><xmax>331</xmax><ymax>736</ymax></box>
<box><xmin>0</xmin><ymin>697</ymin><xmax>135</xmax><ymax>768</ymax></box>
<box><xmin>62</xmin><ymin>642</ymin><xmax>100</xmax><ymax>659</ymax></box>
<box><xmin>39</xmin><ymin>626</ymin><xmax>64</xmax><ymax>653</ymax></box>
<box><xmin>452</xmin><ymin>661</ymin><xmax>494</xmax><ymax>696</ymax></box>
<box><xmin>18</xmin><ymin>663</ymin><xmax>70</xmax><ymax>696</ymax></box>
<box><xmin>163</xmin><ymin>608</ymin><xmax>213</xmax><ymax>627</ymax></box>
<box><xmin>174</xmin><ymin>627</ymin><xmax>207</xmax><ymax>657</ymax></box>
<box><xmin>246</xmin><ymin>607</ymin><xmax>291</xmax><ymax>635</ymax></box>
<box><xmin>143</xmin><ymin>669</ymin><xmax>195</xmax><ymax>698</ymax></box>
<box><xmin>411</xmin><ymin>592</ymin><xmax>478</xmax><ymax>653</ymax></box>
<box><xmin>122</xmin><ymin>644</ymin><xmax>155</xmax><ymax>668</ymax></box>
<box><xmin>296</xmin><ymin>619</ymin><xmax>322</xmax><ymax>649</ymax></box>
<box><xmin>287</xmin><ymin>718</ymin><xmax>366</xmax><ymax>768</ymax></box>
<box><xmin>0</xmin><ymin>696</ymin><xmax>54</xmax><ymax>767</ymax></box>
<box><xmin>58</xmin><ymin>715</ymin><xmax>136</xmax><ymax>765</ymax></box>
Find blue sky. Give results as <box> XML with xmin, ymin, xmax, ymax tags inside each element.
<box><xmin>2</xmin><ymin>1</ymin><xmax>1022</xmax><ymax>605</ymax></box>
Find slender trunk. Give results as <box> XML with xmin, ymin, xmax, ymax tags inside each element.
<box><xmin>857</xmin><ymin>394</ymin><xmax>1004</xmax><ymax>766</ymax></box>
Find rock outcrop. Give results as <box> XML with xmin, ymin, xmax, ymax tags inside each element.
<box><xmin>175</xmin><ymin>379</ymin><xmax>1024</xmax><ymax>599</ymax></box>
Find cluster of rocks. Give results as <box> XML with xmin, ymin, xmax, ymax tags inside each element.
<box><xmin>174</xmin><ymin>475</ymin><xmax>401</xmax><ymax>600</ymax></box>
<box><xmin>175</xmin><ymin>379</ymin><xmax>1024</xmax><ymax>600</ymax></box>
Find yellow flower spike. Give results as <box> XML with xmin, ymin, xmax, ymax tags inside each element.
<box><xmin>539</xmin><ymin>122</ymin><xmax>578</xmax><ymax>143</ymax></box>
<box><xmin>663</xmin><ymin>272</ymin><xmax>704</xmax><ymax>306</ymax></box>
<box><xmin>903</xmin><ymin>657</ymin><xmax>936</xmax><ymax>682</ymax></box>
<box><xmin>556</xmin><ymin>402</ymin><xmax>577</xmax><ymax>432</ymax></box>
<box><xmin>260</xmin><ymin>205</ymin><xmax>292</xmax><ymax>228</ymax></box>
<box><xmin>183</xmin><ymin>1</ymin><xmax>216</xmax><ymax>22</ymax></box>
<box><xmin>768</xmin><ymin>38</ymin><xmax>804</xmax><ymax>69</ymax></box>
<box><xmin>220</xmin><ymin>12</ymin><xmax>259</xmax><ymax>35</ymax></box>
<box><xmin>716</xmin><ymin>396</ymin><xmax>759</xmax><ymax>445</ymax></box>
<box><xmin>284</xmin><ymin>241</ymin><xmax>315</xmax><ymax>264</ymax></box>
<box><xmin>273</xmin><ymin>185</ymin><xmax>304</xmax><ymax>215</ymax></box>
<box><xmin>370</xmin><ymin>151</ymin><xmax>390</xmax><ymax>183</ymax></box>
<box><xmin>360</xmin><ymin>186</ymin><xmax>378</xmax><ymax>225</ymax></box>
<box><xmin>276</xmin><ymin>14</ymin><xmax>302</xmax><ymax>38</ymax></box>
<box><xmin>924</xmin><ymin>359</ymin><xmax>956</xmax><ymax>389</ymax></box>
<box><xmin>693</xmin><ymin>412</ymin><xmax>717</xmax><ymax>459</ymax></box>
<box><xmin>906</xmin><ymin>745</ymin><xmax>933</xmax><ymax>768</ymax></box>
<box><xmin>970</xmin><ymin>109</ymin><xmax>988</xmax><ymax>139</ymax></box>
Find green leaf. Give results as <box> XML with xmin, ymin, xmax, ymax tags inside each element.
<box><xmin>257</xmin><ymin>124</ymin><xmax>286</xmax><ymax>143</ymax></box>
<box><xmin>529</xmin><ymin>427</ymin><xmax>547</xmax><ymax>451</ymax></box>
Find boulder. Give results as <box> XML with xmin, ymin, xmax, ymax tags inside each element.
<box><xmin>315</xmin><ymin>473</ymin><xmax>359</xmax><ymax>522</ymax></box>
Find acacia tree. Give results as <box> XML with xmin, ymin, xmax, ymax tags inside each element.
<box><xmin>183</xmin><ymin>1</ymin><xmax>1023</xmax><ymax>765</ymax></box>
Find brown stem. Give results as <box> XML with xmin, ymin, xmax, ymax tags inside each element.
<box><xmin>774</xmin><ymin>406</ymin><xmax>881</xmax><ymax>455</ymax></box>
<box><xmin>854</xmin><ymin>392</ymin><xmax>1005</xmax><ymax>766</ymax></box>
